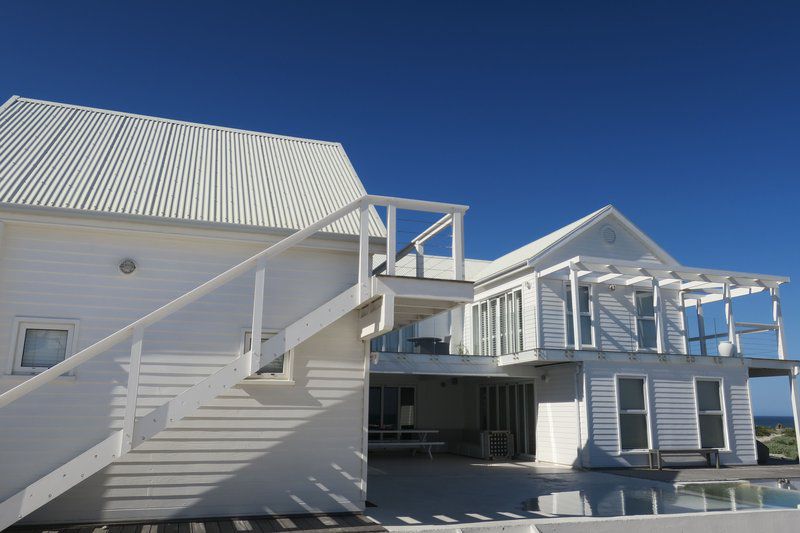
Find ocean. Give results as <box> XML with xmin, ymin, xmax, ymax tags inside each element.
<box><xmin>754</xmin><ymin>415</ymin><xmax>794</xmax><ymax>429</ymax></box>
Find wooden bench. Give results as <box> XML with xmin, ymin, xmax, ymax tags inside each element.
<box><xmin>648</xmin><ymin>448</ymin><xmax>720</xmax><ymax>470</ymax></box>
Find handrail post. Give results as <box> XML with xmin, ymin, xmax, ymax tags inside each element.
<box><xmin>452</xmin><ymin>211</ymin><xmax>464</xmax><ymax>281</ymax></box>
<box><xmin>250</xmin><ymin>257</ymin><xmax>267</xmax><ymax>374</ymax></box>
<box><xmin>386</xmin><ymin>205</ymin><xmax>396</xmax><ymax>276</ymax></box>
<box><xmin>358</xmin><ymin>202</ymin><xmax>370</xmax><ymax>302</ymax></box>
<box><xmin>415</xmin><ymin>243</ymin><xmax>424</xmax><ymax>278</ymax></box>
<box><xmin>121</xmin><ymin>325</ymin><xmax>144</xmax><ymax>454</ymax></box>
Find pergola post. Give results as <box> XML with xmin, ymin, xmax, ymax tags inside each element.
<box><xmin>569</xmin><ymin>263</ymin><xmax>582</xmax><ymax>350</ymax></box>
<box><xmin>696</xmin><ymin>300</ymin><xmax>708</xmax><ymax>356</ymax></box>
<box><xmin>723</xmin><ymin>282</ymin><xmax>736</xmax><ymax>347</ymax></box>
<box><xmin>771</xmin><ymin>286</ymin><xmax>787</xmax><ymax>360</ymax></box>
<box><xmin>652</xmin><ymin>278</ymin><xmax>665</xmax><ymax>354</ymax></box>
<box><xmin>790</xmin><ymin>368</ymin><xmax>800</xmax><ymax>461</ymax></box>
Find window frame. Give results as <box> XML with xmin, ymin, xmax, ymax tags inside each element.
<box><xmin>369</xmin><ymin>384</ymin><xmax>417</xmax><ymax>436</ymax></box>
<box><xmin>615</xmin><ymin>374</ymin><xmax>652</xmax><ymax>453</ymax></box>
<box><xmin>473</xmin><ymin>288</ymin><xmax>524</xmax><ymax>355</ymax></box>
<box><xmin>240</xmin><ymin>328</ymin><xmax>294</xmax><ymax>383</ymax></box>
<box><xmin>564</xmin><ymin>282</ymin><xmax>595</xmax><ymax>348</ymax></box>
<box><xmin>633</xmin><ymin>289</ymin><xmax>658</xmax><ymax>352</ymax></box>
<box><xmin>693</xmin><ymin>377</ymin><xmax>729</xmax><ymax>450</ymax></box>
<box><xmin>10</xmin><ymin>317</ymin><xmax>80</xmax><ymax>376</ymax></box>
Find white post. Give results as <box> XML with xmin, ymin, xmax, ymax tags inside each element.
<box><xmin>452</xmin><ymin>211</ymin><xmax>465</xmax><ymax>281</ymax></box>
<box><xmin>697</xmin><ymin>300</ymin><xmax>708</xmax><ymax>356</ymax></box>
<box><xmin>121</xmin><ymin>325</ymin><xmax>144</xmax><ymax>454</ymax></box>
<box><xmin>771</xmin><ymin>286</ymin><xmax>786</xmax><ymax>359</ymax></box>
<box><xmin>652</xmin><ymin>278</ymin><xmax>665</xmax><ymax>354</ymax></box>
<box><xmin>250</xmin><ymin>258</ymin><xmax>266</xmax><ymax>374</ymax></box>
<box><xmin>415</xmin><ymin>243</ymin><xmax>425</xmax><ymax>278</ymax></box>
<box><xmin>570</xmin><ymin>263</ymin><xmax>582</xmax><ymax>350</ymax></box>
<box><xmin>449</xmin><ymin>305</ymin><xmax>464</xmax><ymax>354</ymax></box>
<box><xmin>386</xmin><ymin>205</ymin><xmax>396</xmax><ymax>277</ymax></box>
<box><xmin>723</xmin><ymin>282</ymin><xmax>736</xmax><ymax>346</ymax></box>
<box><xmin>358</xmin><ymin>203</ymin><xmax>370</xmax><ymax>302</ymax></box>
<box><xmin>534</xmin><ymin>273</ymin><xmax>543</xmax><ymax>350</ymax></box>
<box><xmin>790</xmin><ymin>368</ymin><xmax>800</xmax><ymax>461</ymax></box>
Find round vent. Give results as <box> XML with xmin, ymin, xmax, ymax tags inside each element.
<box><xmin>601</xmin><ymin>225</ymin><xmax>616</xmax><ymax>244</ymax></box>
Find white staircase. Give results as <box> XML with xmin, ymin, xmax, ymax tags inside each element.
<box><xmin>0</xmin><ymin>194</ymin><xmax>470</xmax><ymax>531</ymax></box>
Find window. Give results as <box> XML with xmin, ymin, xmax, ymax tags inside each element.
<box><xmin>617</xmin><ymin>377</ymin><xmax>650</xmax><ymax>451</ymax></box>
<box><xmin>696</xmin><ymin>379</ymin><xmax>726</xmax><ymax>449</ymax></box>
<box><xmin>242</xmin><ymin>331</ymin><xmax>292</xmax><ymax>380</ymax></box>
<box><xmin>368</xmin><ymin>385</ymin><xmax>415</xmax><ymax>439</ymax></box>
<box><xmin>474</xmin><ymin>290</ymin><xmax>524</xmax><ymax>355</ymax></box>
<box><xmin>635</xmin><ymin>291</ymin><xmax>657</xmax><ymax>350</ymax></box>
<box><xmin>12</xmin><ymin>318</ymin><xmax>78</xmax><ymax>375</ymax></box>
<box><xmin>565</xmin><ymin>284</ymin><xmax>593</xmax><ymax>346</ymax></box>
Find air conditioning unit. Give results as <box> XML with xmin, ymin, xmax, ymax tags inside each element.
<box><xmin>481</xmin><ymin>430</ymin><xmax>514</xmax><ymax>460</ymax></box>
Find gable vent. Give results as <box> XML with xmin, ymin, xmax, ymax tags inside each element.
<box><xmin>601</xmin><ymin>224</ymin><xmax>616</xmax><ymax>244</ymax></box>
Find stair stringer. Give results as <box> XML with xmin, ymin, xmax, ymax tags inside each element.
<box><xmin>0</xmin><ymin>283</ymin><xmax>363</xmax><ymax>531</ymax></box>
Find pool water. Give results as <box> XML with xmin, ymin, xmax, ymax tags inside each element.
<box><xmin>523</xmin><ymin>481</ymin><xmax>800</xmax><ymax>517</ymax></box>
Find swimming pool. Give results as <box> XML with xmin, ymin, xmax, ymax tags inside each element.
<box><xmin>524</xmin><ymin>481</ymin><xmax>800</xmax><ymax>517</ymax></box>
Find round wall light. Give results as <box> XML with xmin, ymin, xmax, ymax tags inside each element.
<box><xmin>119</xmin><ymin>258</ymin><xmax>137</xmax><ymax>275</ymax></box>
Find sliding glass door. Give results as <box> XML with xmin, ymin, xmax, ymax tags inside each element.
<box><xmin>479</xmin><ymin>382</ymin><xmax>536</xmax><ymax>457</ymax></box>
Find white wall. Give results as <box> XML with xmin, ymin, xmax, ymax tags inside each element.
<box><xmin>0</xmin><ymin>216</ymin><xmax>369</xmax><ymax>523</ymax></box>
<box><xmin>538</xmin><ymin>280</ymin><xmax>685</xmax><ymax>354</ymax></box>
<box><xmin>535</xmin><ymin>364</ymin><xmax>581</xmax><ymax>467</ymax></box>
<box><xmin>582</xmin><ymin>360</ymin><xmax>756</xmax><ymax>467</ymax></box>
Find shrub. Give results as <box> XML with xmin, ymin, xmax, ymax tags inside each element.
<box><xmin>767</xmin><ymin>434</ymin><xmax>798</xmax><ymax>460</ymax></box>
<box><xmin>755</xmin><ymin>425</ymin><xmax>772</xmax><ymax>437</ymax></box>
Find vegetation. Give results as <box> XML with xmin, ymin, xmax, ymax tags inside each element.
<box><xmin>756</xmin><ymin>425</ymin><xmax>798</xmax><ymax>460</ymax></box>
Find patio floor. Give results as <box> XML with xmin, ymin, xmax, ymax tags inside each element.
<box><xmin>365</xmin><ymin>454</ymin><xmax>677</xmax><ymax>529</ymax></box>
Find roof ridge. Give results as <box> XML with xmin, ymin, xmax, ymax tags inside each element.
<box><xmin>7</xmin><ymin>96</ymin><xmax>343</xmax><ymax>147</ymax></box>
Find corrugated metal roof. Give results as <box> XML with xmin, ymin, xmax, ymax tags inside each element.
<box><xmin>0</xmin><ymin>96</ymin><xmax>385</xmax><ymax>236</ymax></box>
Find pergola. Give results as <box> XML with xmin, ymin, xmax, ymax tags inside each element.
<box><xmin>535</xmin><ymin>255</ymin><xmax>789</xmax><ymax>358</ymax></box>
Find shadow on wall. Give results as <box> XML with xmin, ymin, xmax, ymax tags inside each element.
<box><xmin>19</xmin><ymin>311</ymin><xmax>369</xmax><ymax>525</ymax></box>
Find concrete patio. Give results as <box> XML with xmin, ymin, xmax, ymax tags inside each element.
<box><xmin>364</xmin><ymin>454</ymin><xmax>800</xmax><ymax>531</ymax></box>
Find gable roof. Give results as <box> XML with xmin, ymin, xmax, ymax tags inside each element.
<box><xmin>477</xmin><ymin>205</ymin><xmax>678</xmax><ymax>282</ymax></box>
<box><xmin>0</xmin><ymin>96</ymin><xmax>385</xmax><ymax>236</ymax></box>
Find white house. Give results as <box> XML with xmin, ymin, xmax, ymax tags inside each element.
<box><xmin>0</xmin><ymin>95</ymin><xmax>797</xmax><ymax>530</ymax></box>
<box><xmin>371</xmin><ymin>204</ymin><xmax>799</xmax><ymax>469</ymax></box>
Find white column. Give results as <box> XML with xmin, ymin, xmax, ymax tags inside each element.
<box><xmin>723</xmin><ymin>282</ymin><xmax>736</xmax><ymax>346</ymax></box>
<box><xmin>771</xmin><ymin>286</ymin><xmax>787</xmax><ymax>360</ymax></box>
<box><xmin>534</xmin><ymin>273</ymin><xmax>543</xmax><ymax>350</ymax></box>
<box><xmin>385</xmin><ymin>205</ymin><xmax>396</xmax><ymax>276</ymax></box>
<box><xmin>451</xmin><ymin>211</ymin><xmax>465</xmax><ymax>281</ymax></box>
<box><xmin>249</xmin><ymin>258</ymin><xmax>266</xmax><ymax>374</ymax></box>
<box><xmin>358</xmin><ymin>203</ymin><xmax>370</xmax><ymax>302</ymax></box>
<box><xmin>570</xmin><ymin>264</ymin><xmax>582</xmax><ymax>350</ymax></box>
<box><xmin>790</xmin><ymin>368</ymin><xmax>800</xmax><ymax>461</ymax></box>
<box><xmin>696</xmin><ymin>300</ymin><xmax>708</xmax><ymax>356</ymax></box>
<box><xmin>449</xmin><ymin>305</ymin><xmax>464</xmax><ymax>354</ymax></box>
<box><xmin>652</xmin><ymin>278</ymin><xmax>665</xmax><ymax>354</ymax></box>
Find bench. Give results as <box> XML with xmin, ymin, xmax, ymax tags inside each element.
<box><xmin>648</xmin><ymin>448</ymin><xmax>720</xmax><ymax>470</ymax></box>
<box><xmin>367</xmin><ymin>440</ymin><xmax>446</xmax><ymax>460</ymax></box>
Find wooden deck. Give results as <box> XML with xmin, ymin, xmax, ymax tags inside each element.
<box><xmin>8</xmin><ymin>513</ymin><xmax>385</xmax><ymax>533</ymax></box>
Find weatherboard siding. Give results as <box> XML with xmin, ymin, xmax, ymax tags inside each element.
<box><xmin>539</xmin><ymin>215</ymin><xmax>665</xmax><ymax>266</ymax></box>
<box><xmin>0</xmin><ymin>217</ymin><xmax>367</xmax><ymax>523</ymax></box>
<box><xmin>535</xmin><ymin>364</ymin><xmax>580</xmax><ymax>466</ymax></box>
<box><xmin>582</xmin><ymin>361</ymin><xmax>756</xmax><ymax>468</ymax></box>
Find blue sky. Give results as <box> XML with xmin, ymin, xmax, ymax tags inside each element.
<box><xmin>1</xmin><ymin>1</ymin><xmax>798</xmax><ymax>414</ymax></box>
